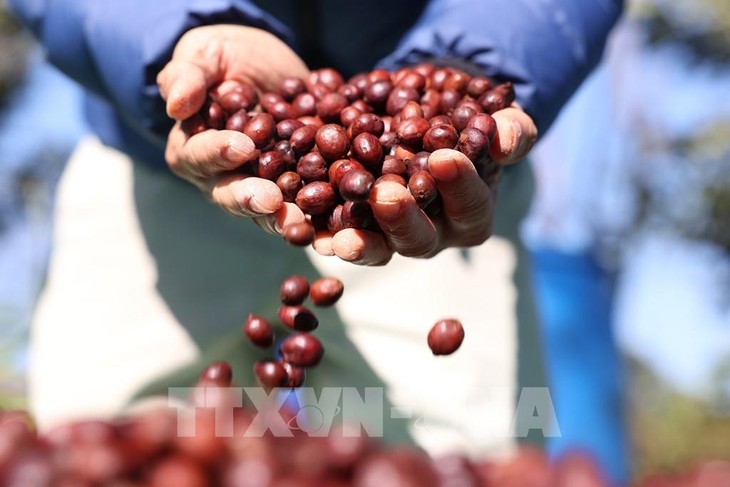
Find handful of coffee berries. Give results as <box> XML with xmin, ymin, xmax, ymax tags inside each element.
<box><xmin>182</xmin><ymin>64</ymin><xmax>513</xmax><ymax>246</ymax></box>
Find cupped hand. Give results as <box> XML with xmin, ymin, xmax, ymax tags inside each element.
<box><xmin>314</xmin><ymin>105</ymin><xmax>537</xmax><ymax>265</ymax></box>
<box><xmin>158</xmin><ymin>25</ymin><xmax>310</xmax><ymax>228</ymax></box>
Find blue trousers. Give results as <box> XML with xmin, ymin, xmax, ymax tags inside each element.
<box><xmin>529</xmin><ymin>248</ymin><xmax>631</xmax><ymax>485</ymax></box>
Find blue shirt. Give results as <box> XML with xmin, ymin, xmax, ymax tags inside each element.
<box><xmin>8</xmin><ymin>0</ymin><xmax>623</xmax><ymax>168</ymax></box>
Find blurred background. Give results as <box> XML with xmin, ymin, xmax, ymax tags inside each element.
<box><xmin>0</xmin><ymin>0</ymin><xmax>728</xmax><ymax>482</ymax></box>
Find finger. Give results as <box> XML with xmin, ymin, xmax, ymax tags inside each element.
<box><xmin>428</xmin><ymin>149</ymin><xmax>493</xmax><ymax>245</ymax></box>
<box><xmin>489</xmin><ymin>107</ymin><xmax>538</xmax><ymax>165</ymax></box>
<box><xmin>210</xmin><ymin>174</ymin><xmax>283</xmax><ymax>218</ymax></box>
<box><xmin>369</xmin><ymin>181</ymin><xmax>438</xmax><ymax>257</ymax></box>
<box><xmin>174</xmin><ymin>130</ymin><xmax>258</xmax><ymax>179</ymax></box>
<box><xmin>312</xmin><ymin>231</ymin><xmax>335</xmax><ymax>256</ymax></box>
<box><xmin>331</xmin><ymin>229</ymin><xmax>393</xmax><ymax>266</ymax></box>
<box><xmin>158</xmin><ymin>58</ymin><xmax>221</xmax><ymax>120</ymax></box>
<box><xmin>253</xmin><ymin>202</ymin><xmax>306</xmax><ymax>235</ymax></box>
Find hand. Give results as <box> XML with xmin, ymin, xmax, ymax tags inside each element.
<box><xmin>313</xmin><ymin>106</ymin><xmax>537</xmax><ymax>265</ymax></box>
<box><xmin>157</xmin><ymin>25</ymin><xmax>310</xmax><ymax>231</ymax></box>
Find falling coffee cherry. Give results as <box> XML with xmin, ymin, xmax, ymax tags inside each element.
<box><xmin>280</xmin><ymin>333</ymin><xmax>324</xmax><ymax>368</ymax></box>
<box><xmin>244</xmin><ymin>314</ymin><xmax>274</xmax><ymax>348</ymax></box>
<box><xmin>283</xmin><ymin>222</ymin><xmax>316</xmax><ymax>247</ymax></box>
<box><xmin>253</xmin><ymin>360</ymin><xmax>289</xmax><ymax>390</ymax></box>
<box><xmin>281</xmin><ymin>362</ymin><xmax>307</xmax><ymax>388</ymax></box>
<box><xmin>277</xmin><ymin>305</ymin><xmax>319</xmax><ymax>332</ymax></box>
<box><xmin>427</xmin><ymin>319</ymin><xmax>465</xmax><ymax>356</ymax></box>
<box><xmin>280</xmin><ymin>275</ymin><xmax>310</xmax><ymax>305</ymax></box>
<box><xmin>310</xmin><ymin>277</ymin><xmax>344</xmax><ymax>307</ymax></box>
<box><xmin>199</xmin><ymin>361</ymin><xmax>233</xmax><ymax>387</ymax></box>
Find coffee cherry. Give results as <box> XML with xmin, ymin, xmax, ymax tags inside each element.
<box><xmin>289</xmin><ymin>125</ymin><xmax>317</xmax><ymax>156</ymax></box>
<box><xmin>276</xmin><ymin>171</ymin><xmax>302</xmax><ymax>203</ymax></box>
<box><xmin>396</xmin><ymin>116</ymin><xmax>430</xmax><ymax>147</ymax></box>
<box><xmin>439</xmin><ymin>89</ymin><xmax>461</xmax><ymax>114</ymax></box>
<box><xmin>281</xmin><ymin>362</ymin><xmax>306</xmax><ymax>388</ymax></box>
<box><xmin>366</xmin><ymin>68</ymin><xmax>392</xmax><ymax>85</ymax></box>
<box><xmin>466</xmin><ymin>76</ymin><xmax>492</xmax><ymax>98</ymax></box>
<box><xmin>351</xmin><ymin>133</ymin><xmax>384</xmax><ymax>171</ymax></box>
<box><xmin>298</xmin><ymin>115</ymin><xmax>324</xmax><ymax>129</ymax></box>
<box><xmin>292</xmin><ymin>92</ymin><xmax>317</xmax><ymax>117</ymax></box>
<box><xmin>339</xmin><ymin>169</ymin><xmax>374</xmax><ymax>202</ymax></box>
<box><xmin>317</xmin><ymin>93</ymin><xmax>348</xmax><ymax>123</ymax></box>
<box><xmin>278</xmin><ymin>305</ymin><xmax>319</xmax><ymax>332</ymax></box>
<box><xmin>363</xmin><ymin>80</ymin><xmax>393</xmax><ymax>107</ymax></box>
<box><xmin>199</xmin><ymin>361</ymin><xmax>233</xmax><ymax>387</ymax></box>
<box><xmin>427</xmin><ymin>319</ymin><xmax>465</xmax><ymax>355</ymax></box>
<box><xmin>406</xmin><ymin>151</ymin><xmax>431</xmax><ymax>178</ymax></box>
<box><xmin>297</xmin><ymin>152</ymin><xmax>328</xmax><ymax>183</ymax></box>
<box><xmin>274</xmin><ymin>140</ymin><xmax>296</xmax><ymax>166</ymax></box>
<box><xmin>443</xmin><ymin>71</ymin><xmax>471</xmax><ymax>94</ymax></box>
<box><xmin>457</xmin><ymin>127</ymin><xmax>490</xmax><ymax>164</ymax></box>
<box><xmin>465</xmin><ymin>113</ymin><xmax>497</xmax><ymax>142</ymax></box>
<box><xmin>430</xmin><ymin>68</ymin><xmax>452</xmax><ymax>90</ymax></box>
<box><xmin>280</xmin><ymin>275</ymin><xmax>310</xmax><ymax>305</ymax></box>
<box><xmin>478</xmin><ymin>82</ymin><xmax>515</xmax><ymax>114</ymax></box>
<box><xmin>327</xmin><ymin>204</ymin><xmax>345</xmax><ymax>233</ymax></box>
<box><xmin>338</xmin><ymin>83</ymin><xmax>363</xmax><ymax>103</ymax></box>
<box><xmin>429</xmin><ymin>114</ymin><xmax>453</xmax><ymax>128</ymax></box>
<box><xmin>253</xmin><ymin>360</ymin><xmax>289</xmax><ymax>389</ymax></box>
<box><xmin>341</xmin><ymin>201</ymin><xmax>373</xmax><ymax>229</ymax></box>
<box><xmin>400</xmin><ymin>101</ymin><xmax>424</xmax><ymax>120</ymax></box>
<box><xmin>328</xmin><ymin>159</ymin><xmax>366</xmax><ymax>191</ymax></box>
<box><xmin>280</xmin><ymin>77</ymin><xmax>307</xmax><ymax>101</ymax></box>
<box><xmin>225</xmin><ymin>109</ymin><xmax>250</xmax><ymax>132</ymax></box>
<box><xmin>283</xmin><ymin>222</ymin><xmax>315</xmax><ymax>246</ymax></box>
<box><xmin>408</xmin><ymin>171</ymin><xmax>438</xmax><ymax>209</ymax></box>
<box><xmin>340</xmin><ymin>106</ymin><xmax>362</xmax><ymax>127</ymax></box>
<box><xmin>311</xmin><ymin>68</ymin><xmax>344</xmax><ymax>91</ymax></box>
<box><xmin>350</xmin><ymin>99</ymin><xmax>373</xmax><ymax>114</ymax></box>
<box><xmin>181</xmin><ymin>114</ymin><xmax>208</xmax><ymax>137</ymax></box>
<box><xmin>244</xmin><ymin>314</ymin><xmax>274</xmax><ymax>348</ymax></box>
<box><xmin>219</xmin><ymin>88</ymin><xmax>257</xmax><ymax>114</ymax></box>
<box><xmin>201</xmin><ymin>100</ymin><xmax>226</xmax><ymax>130</ymax></box>
<box><xmin>268</xmin><ymin>101</ymin><xmax>297</xmax><ymax>122</ymax></box>
<box><xmin>296</xmin><ymin>181</ymin><xmax>337</xmax><ymax>215</ymax></box>
<box><xmin>397</xmin><ymin>72</ymin><xmax>427</xmax><ymax>92</ymax></box>
<box><xmin>310</xmin><ymin>277</ymin><xmax>344</xmax><ymax>307</ymax></box>
<box><xmin>450</xmin><ymin>105</ymin><xmax>477</xmax><ymax>132</ymax></box>
<box><xmin>381</xmin><ymin>155</ymin><xmax>407</xmax><ymax>177</ymax></box>
<box><xmin>350</xmin><ymin>113</ymin><xmax>385</xmax><ymax>139</ymax></box>
<box><xmin>423</xmin><ymin>125</ymin><xmax>458</xmax><ymax>152</ymax></box>
<box><xmin>315</xmin><ymin>124</ymin><xmax>350</xmax><ymax>161</ymax></box>
<box><xmin>244</xmin><ymin>113</ymin><xmax>276</xmax><ymax>149</ymax></box>
<box><xmin>386</xmin><ymin>87</ymin><xmax>419</xmax><ymax>116</ymax></box>
<box><xmin>256</xmin><ymin>151</ymin><xmax>286</xmax><ymax>181</ymax></box>
<box><xmin>277</xmin><ymin>119</ymin><xmax>305</xmax><ymax>140</ymax></box>
<box><xmin>280</xmin><ymin>333</ymin><xmax>324</xmax><ymax>368</ymax></box>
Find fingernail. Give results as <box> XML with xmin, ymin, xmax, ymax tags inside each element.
<box><xmin>375</xmin><ymin>199</ymin><xmax>402</xmax><ymax>220</ymax></box>
<box><xmin>430</xmin><ymin>156</ymin><xmax>459</xmax><ymax>182</ymax></box>
<box><xmin>227</xmin><ymin>136</ymin><xmax>255</xmax><ymax>161</ymax></box>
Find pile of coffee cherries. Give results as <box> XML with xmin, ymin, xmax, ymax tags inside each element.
<box><xmin>182</xmin><ymin>64</ymin><xmax>511</xmax><ymax>246</ymax></box>
<box><xmin>3</xmin><ymin>392</ymin><xmax>729</xmax><ymax>486</ymax></box>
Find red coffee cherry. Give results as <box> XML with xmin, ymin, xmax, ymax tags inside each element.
<box><xmin>225</xmin><ymin>109</ymin><xmax>250</xmax><ymax>132</ymax></box>
<box><xmin>181</xmin><ymin>114</ymin><xmax>208</xmax><ymax>136</ymax></box>
<box><xmin>279</xmin><ymin>76</ymin><xmax>307</xmax><ymax>101</ymax></box>
<box><xmin>339</xmin><ymin>169</ymin><xmax>375</xmax><ymax>202</ymax></box>
<box><xmin>292</xmin><ymin>92</ymin><xmax>317</xmax><ymax>117</ymax></box>
<box><xmin>478</xmin><ymin>82</ymin><xmax>515</xmax><ymax>114</ymax></box>
<box><xmin>341</xmin><ymin>201</ymin><xmax>373</xmax><ymax>229</ymax></box>
<box><xmin>280</xmin><ymin>333</ymin><xmax>324</xmax><ymax>368</ymax></box>
<box><xmin>295</xmin><ymin>181</ymin><xmax>337</xmax><ymax>215</ymax></box>
<box><xmin>396</xmin><ymin>116</ymin><xmax>430</xmax><ymax>147</ymax></box>
<box><xmin>457</xmin><ymin>127</ymin><xmax>490</xmax><ymax>164</ymax></box>
<box><xmin>309</xmin><ymin>277</ymin><xmax>344</xmax><ymax>307</ymax></box>
<box><xmin>316</xmin><ymin>93</ymin><xmax>348</xmax><ymax>123</ymax></box>
<box><xmin>277</xmin><ymin>171</ymin><xmax>302</xmax><ymax>203</ymax></box>
<box><xmin>408</xmin><ymin>171</ymin><xmax>438</xmax><ymax>209</ymax></box>
<box><xmin>350</xmin><ymin>113</ymin><xmax>385</xmax><ymax>139</ymax></box>
<box><xmin>466</xmin><ymin>76</ymin><xmax>493</xmax><ymax>98</ymax></box>
<box><xmin>328</xmin><ymin>158</ymin><xmax>366</xmax><ymax>191</ymax></box>
<box><xmin>278</xmin><ymin>305</ymin><xmax>319</xmax><ymax>332</ymax></box>
<box><xmin>244</xmin><ymin>113</ymin><xmax>276</xmax><ymax>149</ymax></box>
<box><xmin>350</xmin><ymin>133</ymin><xmax>384</xmax><ymax>171</ymax></box>
<box><xmin>199</xmin><ymin>361</ymin><xmax>233</xmax><ymax>387</ymax></box>
<box><xmin>427</xmin><ymin>319</ymin><xmax>465</xmax><ymax>355</ymax></box>
<box><xmin>466</xmin><ymin>113</ymin><xmax>498</xmax><ymax>142</ymax></box>
<box><xmin>281</xmin><ymin>362</ymin><xmax>306</xmax><ymax>388</ymax></box>
<box><xmin>289</xmin><ymin>125</ymin><xmax>318</xmax><ymax>156</ymax></box>
<box><xmin>381</xmin><ymin>155</ymin><xmax>407</xmax><ymax>177</ymax></box>
<box><xmin>253</xmin><ymin>360</ymin><xmax>289</xmax><ymax>389</ymax></box>
<box><xmin>244</xmin><ymin>314</ymin><xmax>274</xmax><ymax>348</ymax></box>
<box><xmin>283</xmin><ymin>222</ymin><xmax>316</xmax><ymax>246</ymax></box>
<box><xmin>297</xmin><ymin>152</ymin><xmax>328</xmax><ymax>183</ymax></box>
<box><xmin>423</xmin><ymin>125</ymin><xmax>459</xmax><ymax>152</ymax></box>
<box><xmin>327</xmin><ymin>204</ymin><xmax>345</xmax><ymax>233</ymax></box>
<box><xmin>277</xmin><ymin>119</ymin><xmax>305</xmax><ymax>140</ymax></box>
<box><xmin>315</xmin><ymin>124</ymin><xmax>350</xmax><ymax>161</ymax></box>
<box><xmin>255</xmin><ymin>151</ymin><xmax>286</xmax><ymax>181</ymax></box>
<box><xmin>280</xmin><ymin>275</ymin><xmax>310</xmax><ymax>305</ymax></box>
<box><xmin>450</xmin><ymin>105</ymin><xmax>477</xmax><ymax>132</ymax></box>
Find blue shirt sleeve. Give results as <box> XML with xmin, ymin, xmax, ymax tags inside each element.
<box><xmin>6</xmin><ymin>0</ymin><xmax>294</xmax><ymax>138</ymax></box>
<box><xmin>379</xmin><ymin>0</ymin><xmax>624</xmax><ymax>136</ymax></box>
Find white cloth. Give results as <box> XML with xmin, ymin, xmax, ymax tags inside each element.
<box><xmin>31</xmin><ymin>137</ymin><xmax>520</xmax><ymax>458</ymax></box>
